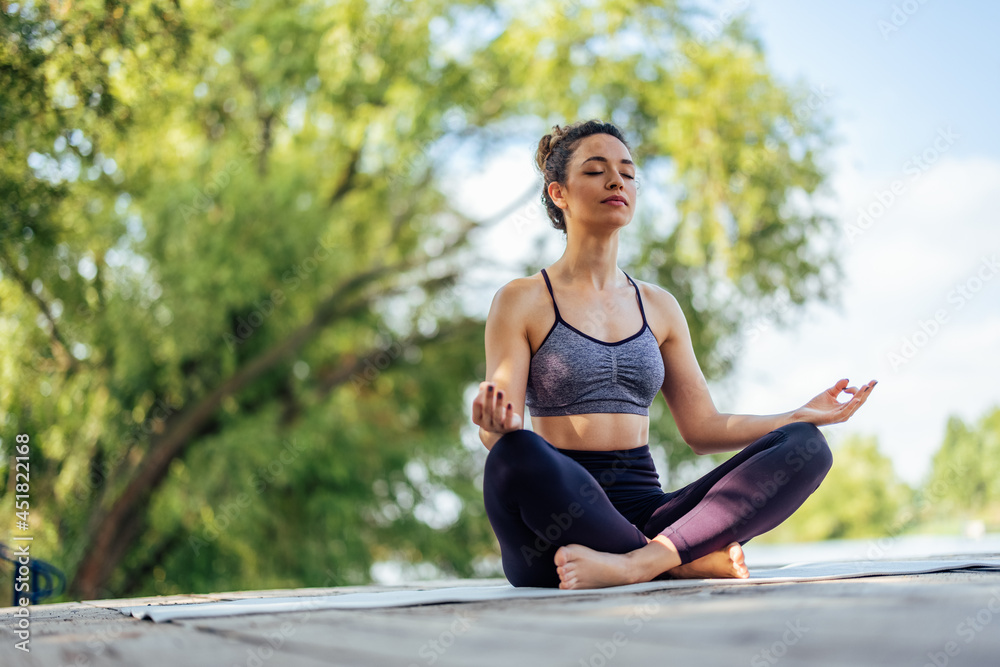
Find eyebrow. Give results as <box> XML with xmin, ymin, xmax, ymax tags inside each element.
<box><xmin>580</xmin><ymin>156</ymin><xmax>634</xmax><ymax>167</ymax></box>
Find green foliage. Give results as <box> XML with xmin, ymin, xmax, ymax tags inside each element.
<box><xmin>1</xmin><ymin>0</ymin><xmax>843</xmax><ymax>600</ymax></box>
<box><xmin>921</xmin><ymin>406</ymin><xmax>1000</xmax><ymax>527</ymax></box>
<box><xmin>757</xmin><ymin>434</ymin><xmax>914</xmax><ymax>543</ymax></box>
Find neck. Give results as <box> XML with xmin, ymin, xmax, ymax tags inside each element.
<box><xmin>551</xmin><ymin>224</ymin><xmax>623</xmax><ymax>290</ymax></box>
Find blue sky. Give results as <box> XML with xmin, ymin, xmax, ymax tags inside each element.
<box><xmin>455</xmin><ymin>1</ymin><xmax>1000</xmax><ymax>486</ymax></box>
<box><xmin>712</xmin><ymin>0</ymin><xmax>1000</xmax><ymax>483</ymax></box>
<box><xmin>741</xmin><ymin>0</ymin><xmax>1000</xmax><ymax>167</ymax></box>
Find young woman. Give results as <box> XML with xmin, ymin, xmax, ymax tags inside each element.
<box><xmin>471</xmin><ymin>119</ymin><xmax>876</xmax><ymax>590</ymax></box>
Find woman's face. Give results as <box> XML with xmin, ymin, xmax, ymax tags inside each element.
<box><xmin>548</xmin><ymin>133</ymin><xmax>637</xmax><ymax>230</ymax></box>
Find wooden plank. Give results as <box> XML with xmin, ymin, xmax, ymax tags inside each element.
<box><xmin>0</xmin><ymin>570</ymin><xmax>997</xmax><ymax>666</ymax></box>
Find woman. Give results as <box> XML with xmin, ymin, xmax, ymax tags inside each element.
<box><xmin>471</xmin><ymin>119</ymin><xmax>876</xmax><ymax>590</ymax></box>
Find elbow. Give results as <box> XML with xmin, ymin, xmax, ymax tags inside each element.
<box><xmin>681</xmin><ymin>428</ymin><xmax>712</xmax><ymax>456</ymax></box>
<box><xmin>679</xmin><ymin>412</ymin><xmax>720</xmax><ymax>456</ymax></box>
<box><xmin>677</xmin><ymin>426</ymin><xmax>706</xmax><ymax>455</ymax></box>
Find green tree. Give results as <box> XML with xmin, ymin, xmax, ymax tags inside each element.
<box><xmin>758</xmin><ymin>434</ymin><xmax>913</xmax><ymax>543</ymax></box>
<box><xmin>922</xmin><ymin>407</ymin><xmax>1000</xmax><ymax>526</ymax></box>
<box><xmin>1</xmin><ymin>0</ymin><xmax>841</xmax><ymax>601</ymax></box>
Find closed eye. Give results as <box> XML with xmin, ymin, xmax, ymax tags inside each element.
<box><xmin>585</xmin><ymin>172</ymin><xmax>635</xmax><ymax>179</ymax></box>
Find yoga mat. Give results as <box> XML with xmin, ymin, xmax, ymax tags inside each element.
<box><xmin>116</xmin><ymin>558</ymin><xmax>1000</xmax><ymax>623</ymax></box>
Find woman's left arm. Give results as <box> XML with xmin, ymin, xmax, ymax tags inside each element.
<box><xmin>650</xmin><ymin>286</ymin><xmax>877</xmax><ymax>455</ymax></box>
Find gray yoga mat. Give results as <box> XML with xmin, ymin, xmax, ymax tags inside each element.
<box><xmin>116</xmin><ymin>558</ymin><xmax>1000</xmax><ymax>623</ymax></box>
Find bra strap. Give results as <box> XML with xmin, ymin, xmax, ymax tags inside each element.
<box><xmin>540</xmin><ymin>268</ymin><xmax>562</xmax><ymax>321</ymax></box>
<box><xmin>623</xmin><ymin>271</ymin><xmax>648</xmax><ymax>326</ymax></box>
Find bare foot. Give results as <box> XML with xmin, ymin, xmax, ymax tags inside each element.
<box><xmin>664</xmin><ymin>542</ymin><xmax>749</xmax><ymax>579</ymax></box>
<box><xmin>553</xmin><ymin>544</ymin><xmax>638</xmax><ymax>590</ymax></box>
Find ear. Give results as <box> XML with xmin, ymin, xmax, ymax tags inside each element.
<box><xmin>547</xmin><ymin>181</ymin><xmax>568</xmax><ymax>211</ymax></box>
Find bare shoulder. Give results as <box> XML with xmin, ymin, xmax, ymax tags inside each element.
<box><xmin>631</xmin><ymin>277</ymin><xmax>684</xmax><ymax>345</ymax></box>
<box><xmin>489</xmin><ymin>273</ymin><xmax>548</xmax><ymax>317</ymax></box>
<box><xmin>487</xmin><ymin>273</ymin><xmax>552</xmax><ymax>337</ymax></box>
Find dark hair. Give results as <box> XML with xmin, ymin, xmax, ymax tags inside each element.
<box><xmin>534</xmin><ymin>119</ymin><xmax>633</xmax><ymax>232</ymax></box>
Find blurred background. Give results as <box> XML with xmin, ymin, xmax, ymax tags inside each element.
<box><xmin>1</xmin><ymin>0</ymin><xmax>997</xmax><ymax>603</ymax></box>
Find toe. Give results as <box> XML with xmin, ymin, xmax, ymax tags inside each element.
<box><xmin>554</xmin><ymin>546</ymin><xmax>568</xmax><ymax>566</ymax></box>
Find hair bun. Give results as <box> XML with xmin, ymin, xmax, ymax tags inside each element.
<box><xmin>535</xmin><ymin>124</ymin><xmax>569</xmax><ymax>173</ymax></box>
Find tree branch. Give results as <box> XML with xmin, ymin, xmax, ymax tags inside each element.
<box><xmin>69</xmin><ymin>183</ymin><xmax>521</xmax><ymax>598</ymax></box>
<box><xmin>0</xmin><ymin>254</ymin><xmax>78</xmax><ymax>373</ymax></box>
<box><xmin>70</xmin><ymin>251</ymin><xmax>450</xmax><ymax>598</ymax></box>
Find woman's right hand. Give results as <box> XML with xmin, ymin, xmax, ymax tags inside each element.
<box><xmin>472</xmin><ymin>381</ymin><xmax>522</xmax><ymax>434</ymax></box>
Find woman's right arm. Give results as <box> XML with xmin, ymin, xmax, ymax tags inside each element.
<box><xmin>472</xmin><ymin>280</ymin><xmax>532</xmax><ymax>451</ymax></box>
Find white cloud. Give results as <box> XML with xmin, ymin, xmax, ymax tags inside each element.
<box><xmin>727</xmin><ymin>153</ymin><xmax>1000</xmax><ymax>485</ymax></box>
<box><xmin>451</xmin><ymin>122</ymin><xmax>1000</xmax><ymax>488</ymax></box>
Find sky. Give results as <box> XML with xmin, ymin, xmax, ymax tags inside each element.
<box><xmin>712</xmin><ymin>0</ymin><xmax>1000</xmax><ymax>484</ymax></box>
<box><xmin>452</xmin><ymin>0</ymin><xmax>1000</xmax><ymax>486</ymax></box>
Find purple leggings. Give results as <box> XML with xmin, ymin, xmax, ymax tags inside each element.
<box><xmin>482</xmin><ymin>422</ymin><xmax>832</xmax><ymax>587</ymax></box>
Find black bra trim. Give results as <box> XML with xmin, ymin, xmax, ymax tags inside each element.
<box><xmin>538</xmin><ymin>268</ymin><xmax>649</xmax><ymax>346</ymax></box>
<box><xmin>556</xmin><ymin>320</ymin><xmax>649</xmax><ymax>347</ymax></box>
<box><xmin>623</xmin><ymin>271</ymin><xmax>650</xmax><ymax>328</ymax></box>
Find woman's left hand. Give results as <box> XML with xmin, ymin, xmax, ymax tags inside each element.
<box><xmin>794</xmin><ymin>378</ymin><xmax>877</xmax><ymax>426</ymax></box>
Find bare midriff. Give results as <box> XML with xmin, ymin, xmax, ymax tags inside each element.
<box><xmin>531</xmin><ymin>413</ymin><xmax>650</xmax><ymax>452</ymax></box>
<box><xmin>523</xmin><ymin>271</ymin><xmax>661</xmax><ymax>453</ymax></box>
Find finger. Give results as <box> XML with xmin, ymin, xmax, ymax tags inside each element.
<box><xmin>494</xmin><ymin>389</ymin><xmax>506</xmax><ymax>423</ymax></box>
<box><xmin>856</xmin><ymin>381</ymin><xmax>877</xmax><ymax>405</ymax></box>
<box><xmin>851</xmin><ymin>382</ymin><xmax>875</xmax><ymax>404</ymax></box>
<box><xmin>507</xmin><ymin>405</ymin><xmax>518</xmax><ymax>430</ymax></box>
<box><xmin>482</xmin><ymin>384</ymin><xmax>496</xmax><ymax>429</ymax></box>
<box><xmin>845</xmin><ymin>384</ymin><xmax>874</xmax><ymax>417</ymax></box>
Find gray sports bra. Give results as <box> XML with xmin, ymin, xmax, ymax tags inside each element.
<box><xmin>524</xmin><ymin>268</ymin><xmax>666</xmax><ymax>417</ymax></box>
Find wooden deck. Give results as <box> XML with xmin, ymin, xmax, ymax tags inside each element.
<box><xmin>3</xmin><ymin>556</ymin><xmax>1000</xmax><ymax>666</ymax></box>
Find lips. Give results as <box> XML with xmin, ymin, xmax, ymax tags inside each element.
<box><xmin>602</xmin><ymin>195</ymin><xmax>627</xmax><ymax>205</ymax></box>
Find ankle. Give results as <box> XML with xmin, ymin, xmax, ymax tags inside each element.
<box><xmin>627</xmin><ymin>537</ymin><xmax>681</xmax><ymax>584</ymax></box>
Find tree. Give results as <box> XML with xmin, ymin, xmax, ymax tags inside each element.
<box><xmin>1</xmin><ymin>0</ymin><xmax>840</xmax><ymax>600</ymax></box>
<box><xmin>922</xmin><ymin>406</ymin><xmax>1000</xmax><ymax>525</ymax></box>
<box><xmin>757</xmin><ymin>434</ymin><xmax>913</xmax><ymax>543</ymax></box>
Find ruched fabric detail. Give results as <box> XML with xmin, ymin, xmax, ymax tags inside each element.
<box><xmin>524</xmin><ymin>269</ymin><xmax>664</xmax><ymax>417</ymax></box>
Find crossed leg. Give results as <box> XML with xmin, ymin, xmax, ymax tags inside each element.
<box><xmin>482</xmin><ymin>429</ymin><xmax>651</xmax><ymax>588</ymax></box>
<box><xmin>482</xmin><ymin>422</ymin><xmax>832</xmax><ymax>589</ymax></box>
<box><xmin>555</xmin><ymin>422</ymin><xmax>833</xmax><ymax>587</ymax></box>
